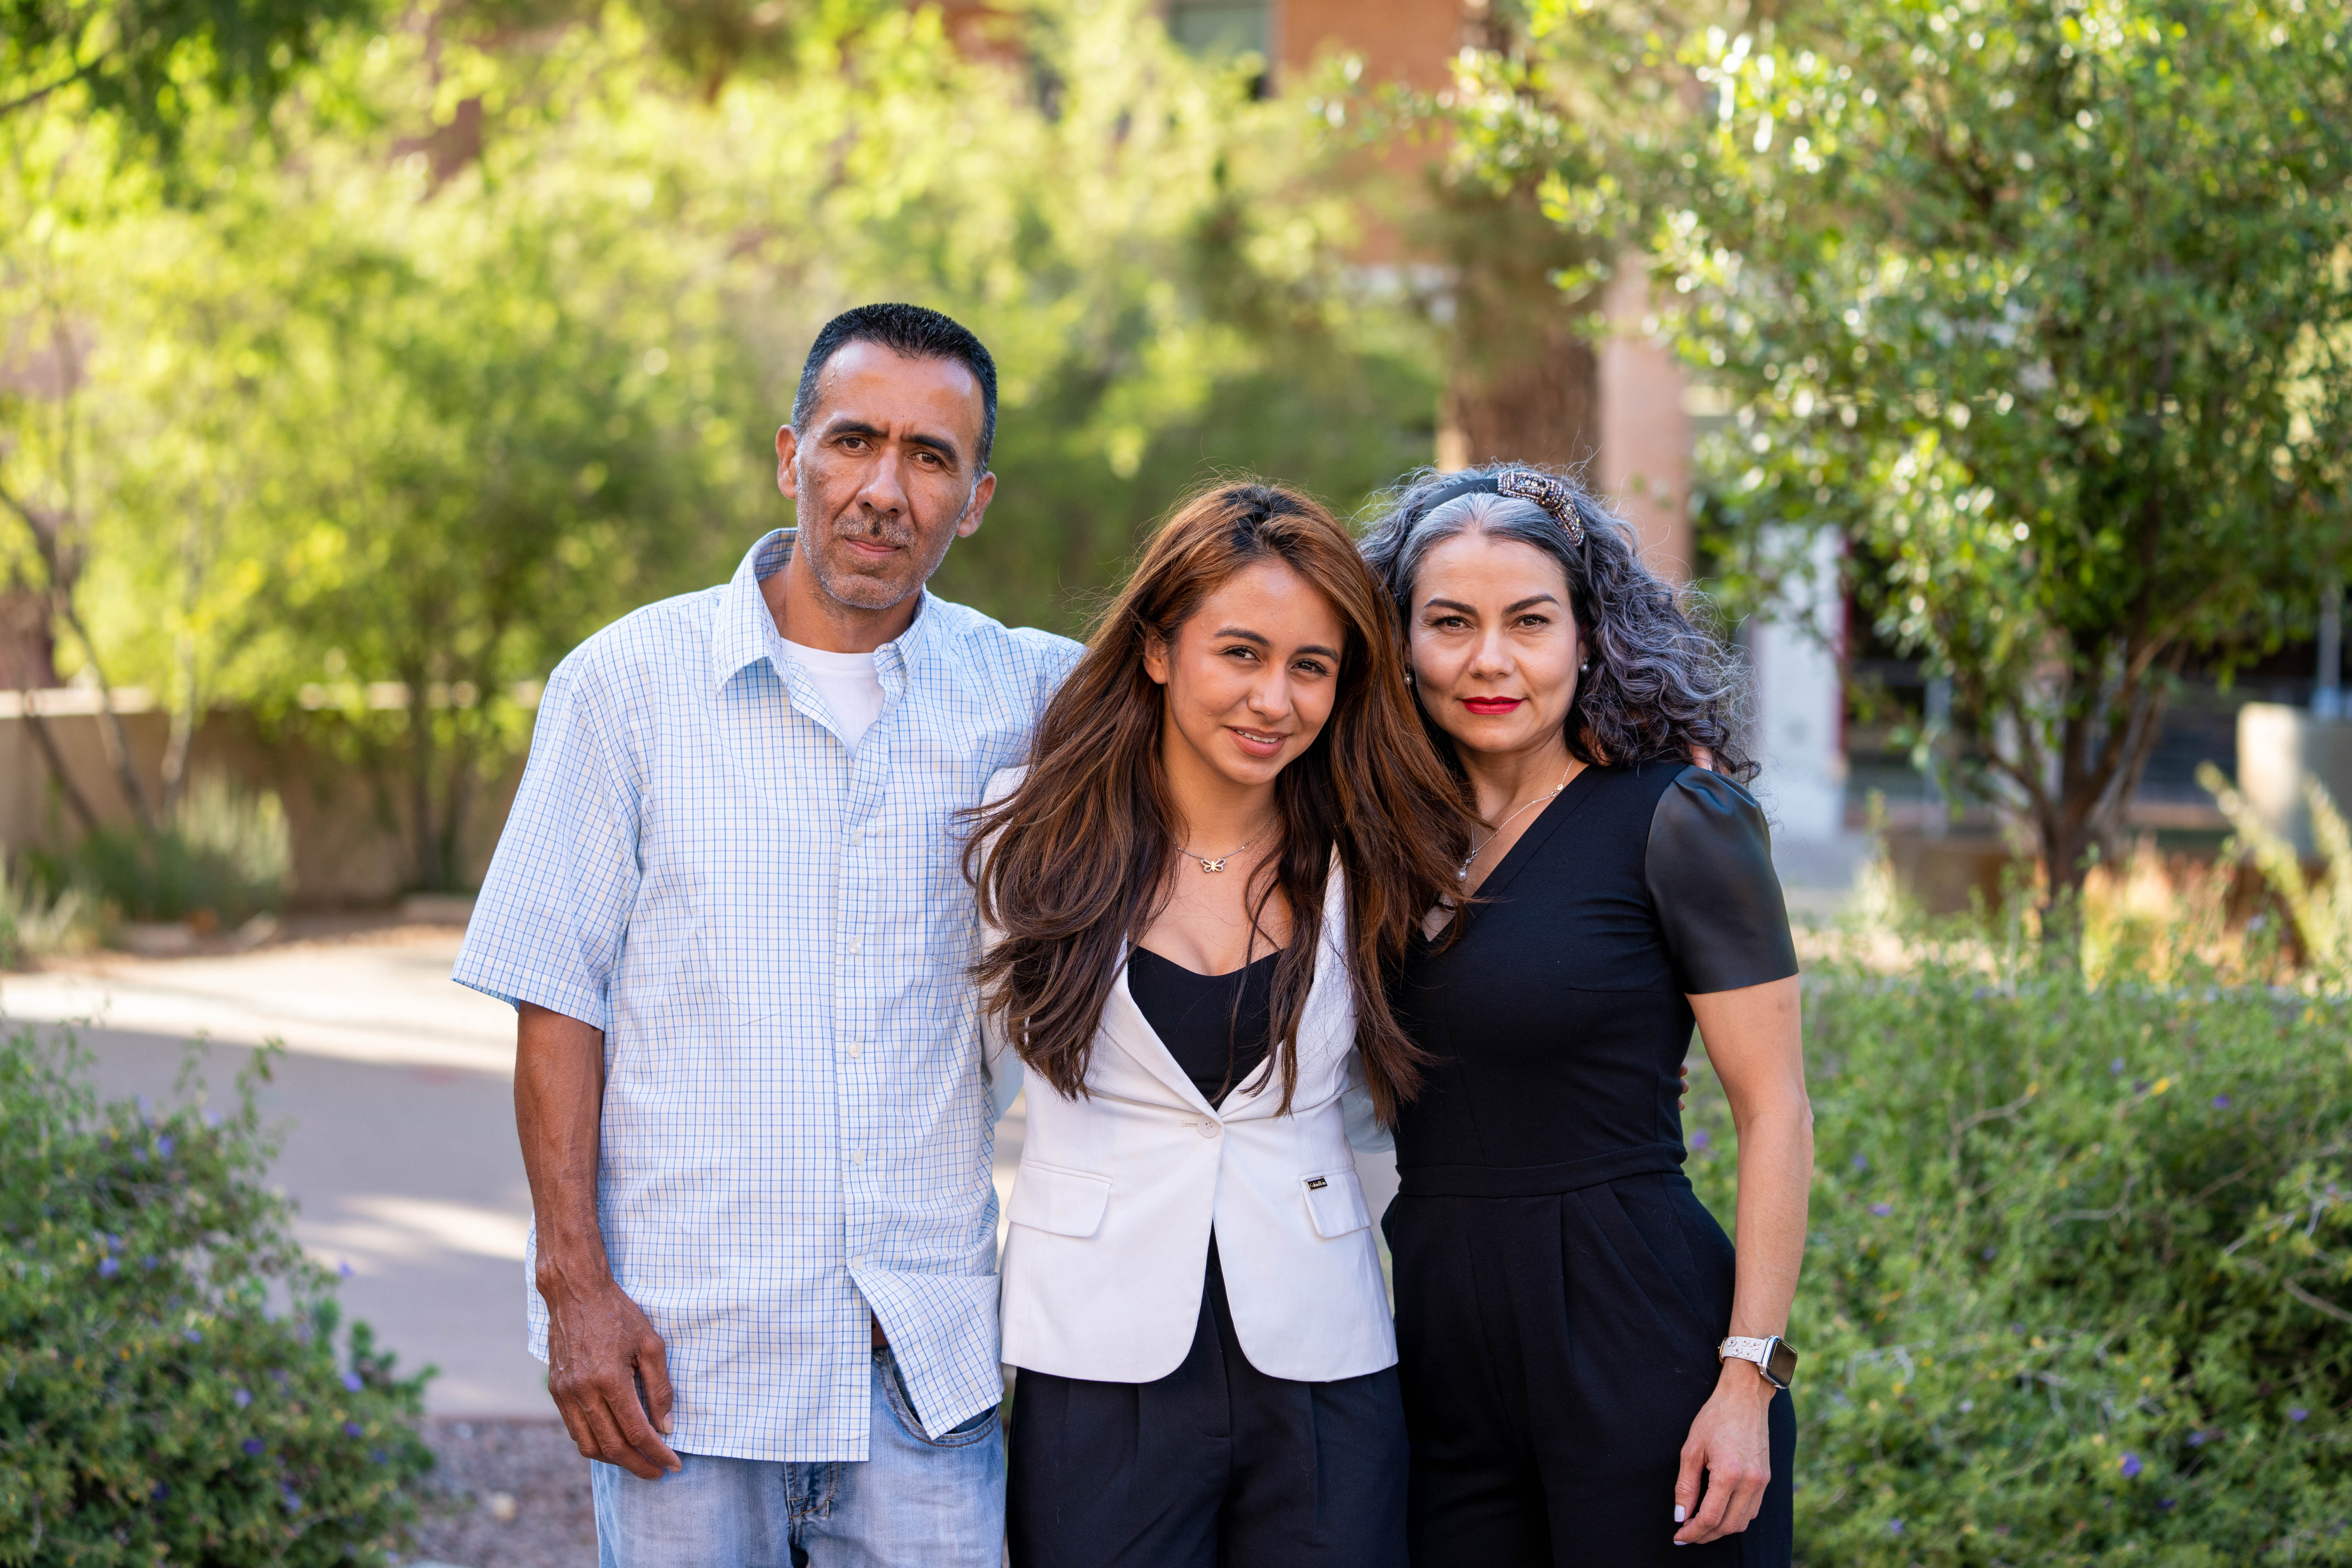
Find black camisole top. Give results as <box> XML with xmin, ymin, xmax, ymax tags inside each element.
<box><xmin>1125</xmin><ymin>947</ymin><xmax>1278</xmax><ymax>1107</ymax></box>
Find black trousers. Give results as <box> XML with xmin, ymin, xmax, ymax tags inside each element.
<box><xmin>1387</xmin><ymin>1173</ymin><xmax>1796</xmax><ymax>1568</ymax></box>
<box><xmin>1006</xmin><ymin>1242</ymin><xmax>1409</xmax><ymax>1568</ymax></box>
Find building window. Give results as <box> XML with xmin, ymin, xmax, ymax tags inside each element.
<box><xmin>1166</xmin><ymin>0</ymin><xmax>1269</xmax><ymax>60</ymax></box>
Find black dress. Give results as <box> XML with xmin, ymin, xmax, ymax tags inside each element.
<box><xmin>1006</xmin><ymin>948</ymin><xmax>1410</xmax><ymax>1568</ymax></box>
<box><xmin>1385</xmin><ymin>762</ymin><xmax>1801</xmax><ymax>1568</ymax></box>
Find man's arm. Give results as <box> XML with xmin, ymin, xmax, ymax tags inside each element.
<box><xmin>516</xmin><ymin>1001</ymin><xmax>681</xmax><ymax>1478</ymax></box>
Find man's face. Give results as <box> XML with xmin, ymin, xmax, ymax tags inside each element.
<box><xmin>776</xmin><ymin>342</ymin><xmax>995</xmax><ymax>613</ymax></box>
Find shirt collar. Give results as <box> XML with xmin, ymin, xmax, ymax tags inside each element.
<box><xmin>708</xmin><ymin>528</ymin><xmax>939</xmax><ymax>694</ymax></box>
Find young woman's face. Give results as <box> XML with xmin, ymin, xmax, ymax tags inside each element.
<box><xmin>1144</xmin><ymin>559</ymin><xmax>1348</xmax><ymax>794</ymax></box>
<box><xmin>1408</xmin><ymin>530</ymin><xmax>1583</xmax><ymax>762</ymax></box>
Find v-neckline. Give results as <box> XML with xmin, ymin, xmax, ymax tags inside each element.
<box><xmin>1457</xmin><ymin>763</ymin><xmax>1607</xmax><ymax>919</ymax></box>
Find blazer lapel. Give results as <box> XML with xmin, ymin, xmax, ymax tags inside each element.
<box><xmin>1100</xmin><ymin>941</ymin><xmax>1221</xmax><ymax>1114</ymax></box>
<box><xmin>1219</xmin><ymin>857</ymin><xmax>1349</xmax><ymax>1121</ymax></box>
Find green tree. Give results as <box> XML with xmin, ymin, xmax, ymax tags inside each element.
<box><xmin>1659</xmin><ymin>0</ymin><xmax>2352</xmax><ymax>892</ymax></box>
<box><xmin>0</xmin><ymin>0</ymin><xmax>372</xmax><ymax>151</ymax></box>
<box><xmin>19</xmin><ymin>0</ymin><xmax>1437</xmax><ymax>892</ymax></box>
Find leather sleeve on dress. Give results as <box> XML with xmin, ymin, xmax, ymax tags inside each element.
<box><xmin>1644</xmin><ymin>765</ymin><xmax>1801</xmax><ymax>995</ymax></box>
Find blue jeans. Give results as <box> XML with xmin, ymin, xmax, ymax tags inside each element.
<box><xmin>592</xmin><ymin>1348</ymin><xmax>1005</xmax><ymax>1568</ymax></box>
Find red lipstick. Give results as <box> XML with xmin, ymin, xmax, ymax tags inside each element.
<box><xmin>1461</xmin><ymin>697</ymin><xmax>1524</xmax><ymax>715</ymax></box>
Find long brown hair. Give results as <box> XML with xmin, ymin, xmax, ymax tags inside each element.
<box><xmin>965</xmin><ymin>481</ymin><xmax>1474</xmax><ymax>1124</ymax></box>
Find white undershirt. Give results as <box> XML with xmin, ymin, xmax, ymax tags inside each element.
<box><xmin>780</xmin><ymin>638</ymin><xmax>885</xmax><ymax>754</ymax></box>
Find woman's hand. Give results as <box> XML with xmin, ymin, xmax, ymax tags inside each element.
<box><xmin>1672</xmin><ymin>1360</ymin><xmax>1776</xmax><ymax>1544</ymax></box>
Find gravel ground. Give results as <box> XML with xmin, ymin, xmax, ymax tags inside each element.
<box><xmin>407</xmin><ymin>1418</ymin><xmax>596</xmax><ymax>1568</ymax></box>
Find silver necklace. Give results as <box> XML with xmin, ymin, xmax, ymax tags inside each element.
<box><xmin>1180</xmin><ymin>824</ymin><xmax>1270</xmax><ymax>874</ymax></box>
<box><xmin>1457</xmin><ymin>761</ymin><xmax>1575</xmax><ymax>883</ymax></box>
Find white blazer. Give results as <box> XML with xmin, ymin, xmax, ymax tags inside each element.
<box><xmin>979</xmin><ymin>768</ymin><xmax>1394</xmax><ymax>1385</ymax></box>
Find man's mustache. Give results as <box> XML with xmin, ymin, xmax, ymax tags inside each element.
<box><xmin>828</xmin><ymin>509</ymin><xmax>919</xmax><ymax>550</ymax></box>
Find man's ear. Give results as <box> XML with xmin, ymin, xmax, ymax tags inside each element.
<box><xmin>775</xmin><ymin>426</ymin><xmax>800</xmax><ymax>500</ymax></box>
<box><xmin>1141</xmin><ymin>630</ymin><xmax>1172</xmax><ymax>687</ymax></box>
<box><xmin>954</xmin><ymin>471</ymin><xmax>997</xmax><ymax>540</ymax></box>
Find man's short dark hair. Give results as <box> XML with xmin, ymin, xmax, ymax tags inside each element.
<box><xmin>791</xmin><ymin>303</ymin><xmax>999</xmax><ymax>469</ymax></box>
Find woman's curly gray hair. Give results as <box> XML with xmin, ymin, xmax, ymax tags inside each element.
<box><xmin>1359</xmin><ymin>464</ymin><xmax>1755</xmax><ymax>782</ymax></box>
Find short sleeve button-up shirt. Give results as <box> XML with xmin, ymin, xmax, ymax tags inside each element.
<box><xmin>453</xmin><ymin>529</ymin><xmax>1078</xmax><ymax>1462</ymax></box>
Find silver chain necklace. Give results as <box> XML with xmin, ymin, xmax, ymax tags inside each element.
<box><xmin>1457</xmin><ymin>760</ymin><xmax>1575</xmax><ymax>883</ymax></box>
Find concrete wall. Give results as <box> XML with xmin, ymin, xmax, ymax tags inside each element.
<box><xmin>0</xmin><ymin>698</ymin><xmax>523</xmax><ymax>907</ymax></box>
<box><xmin>2238</xmin><ymin>703</ymin><xmax>2352</xmax><ymax>859</ymax></box>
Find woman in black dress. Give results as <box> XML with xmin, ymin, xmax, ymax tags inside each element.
<box><xmin>1360</xmin><ymin>467</ymin><xmax>1813</xmax><ymax>1566</ymax></box>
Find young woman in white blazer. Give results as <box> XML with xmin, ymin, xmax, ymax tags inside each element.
<box><xmin>966</xmin><ymin>482</ymin><xmax>1474</xmax><ymax>1568</ymax></box>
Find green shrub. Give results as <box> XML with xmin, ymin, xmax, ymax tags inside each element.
<box><xmin>32</xmin><ymin>777</ymin><xmax>292</xmax><ymax>931</ymax></box>
<box><xmin>0</xmin><ymin>1030</ymin><xmax>433</xmax><ymax>1565</ymax></box>
<box><xmin>1682</xmin><ymin>931</ymin><xmax>2352</xmax><ymax>1564</ymax></box>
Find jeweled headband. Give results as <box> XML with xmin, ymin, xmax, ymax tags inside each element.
<box><xmin>1412</xmin><ymin>468</ymin><xmax>1587</xmax><ymax>547</ymax></box>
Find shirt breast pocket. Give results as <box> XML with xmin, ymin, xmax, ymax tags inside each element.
<box><xmin>1301</xmin><ymin>1168</ymin><xmax>1372</xmax><ymax>1239</ymax></box>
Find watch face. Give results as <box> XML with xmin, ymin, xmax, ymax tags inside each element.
<box><xmin>1766</xmin><ymin>1339</ymin><xmax>1799</xmax><ymax>1388</ymax></box>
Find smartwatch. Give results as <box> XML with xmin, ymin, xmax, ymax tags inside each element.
<box><xmin>1718</xmin><ymin>1335</ymin><xmax>1798</xmax><ymax>1390</ymax></box>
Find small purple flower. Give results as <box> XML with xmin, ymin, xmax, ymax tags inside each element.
<box><xmin>2120</xmin><ymin>1453</ymin><xmax>2143</xmax><ymax>1478</ymax></box>
<box><xmin>1870</xmin><ymin>1203</ymin><xmax>1894</xmax><ymax>1217</ymax></box>
<box><xmin>183</xmin><ymin>1328</ymin><xmax>202</xmax><ymax>1343</ymax></box>
<box><xmin>98</xmin><ymin>1256</ymin><xmax>120</xmax><ymax>1279</ymax></box>
<box><xmin>138</xmin><ymin>1095</ymin><xmax>154</xmax><ymax>1119</ymax></box>
<box><xmin>279</xmin><ymin>1483</ymin><xmax>302</xmax><ymax>1513</ymax></box>
<box><xmin>372</xmin><ymin>1448</ymin><xmax>391</xmax><ymax>1465</ymax></box>
<box><xmin>1688</xmin><ymin>1130</ymin><xmax>1711</xmax><ymax>1151</ymax></box>
<box><xmin>1981</xmin><ymin>1246</ymin><xmax>1998</xmax><ymax>1260</ymax></box>
<box><xmin>106</xmin><ymin>1233</ymin><xmax>122</xmax><ymax>1251</ymax></box>
<box><xmin>2211</xmin><ymin>1094</ymin><xmax>2231</xmax><ymax>1110</ymax></box>
<box><xmin>345</xmin><ymin>1421</ymin><xmax>365</xmax><ymax>1437</ymax></box>
<box><xmin>155</xmin><ymin>1134</ymin><xmax>175</xmax><ymax>1158</ymax></box>
<box><xmin>2158</xmin><ymin>1497</ymin><xmax>2176</xmax><ymax>1510</ymax></box>
<box><xmin>1888</xmin><ymin>1519</ymin><xmax>1905</xmax><ymax>1535</ymax></box>
<box><xmin>142</xmin><ymin>1255</ymin><xmax>157</xmax><ymax>1271</ymax></box>
<box><xmin>1852</xmin><ymin>1152</ymin><xmax>1870</xmax><ymax>1172</ymax></box>
<box><xmin>338</xmin><ymin>1260</ymin><xmax>355</xmax><ymax>1279</ymax></box>
<box><xmin>2186</xmin><ymin>1429</ymin><xmax>2207</xmax><ymax>1447</ymax></box>
<box><xmin>2290</xmin><ymin>1407</ymin><xmax>2310</xmax><ymax>1423</ymax></box>
<box><xmin>2110</xmin><ymin>1058</ymin><xmax>2126</xmax><ymax>1075</ymax></box>
<box><xmin>234</xmin><ymin>1389</ymin><xmax>252</xmax><ymax>1408</ymax></box>
<box><xmin>342</xmin><ymin>1371</ymin><xmax>364</xmax><ymax>1393</ymax></box>
<box><xmin>242</xmin><ymin>1438</ymin><xmax>266</xmax><ymax>1457</ymax></box>
<box><xmin>203</xmin><ymin>1108</ymin><xmax>220</xmax><ymax>1128</ymax></box>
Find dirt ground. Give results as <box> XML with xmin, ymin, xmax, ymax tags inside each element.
<box><xmin>409</xmin><ymin>1418</ymin><xmax>597</xmax><ymax>1568</ymax></box>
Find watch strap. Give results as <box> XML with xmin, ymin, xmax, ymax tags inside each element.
<box><xmin>1718</xmin><ymin>1334</ymin><xmax>1796</xmax><ymax>1388</ymax></box>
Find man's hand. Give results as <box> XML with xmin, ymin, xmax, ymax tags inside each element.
<box><xmin>515</xmin><ymin>1000</ymin><xmax>681</xmax><ymax>1479</ymax></box>
<box><xmin>541</xmin><ymin>1262</ymin><xmax>680</xmax><ymax>1479</ymax></box>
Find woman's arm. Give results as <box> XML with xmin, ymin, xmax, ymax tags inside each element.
<box><xmin>1672</xmin><ymin>974</ymin><xmax>1812</xmax><ymax>1546</ymax></box>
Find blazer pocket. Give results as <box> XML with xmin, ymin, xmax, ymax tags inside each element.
<box><xmin>1008</xmin><ymin>1161</ymin><xmax>1112</xmax><ymax>1239</ymax></box>
<box><xmin>1301</xmin><ymin>1168</ymin><xmax>1373</xmax><ymax>1239</ymax></box>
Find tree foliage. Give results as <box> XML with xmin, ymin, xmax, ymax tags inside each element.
<box><xmin>1681</xmin><ymin>0</ymin><xmax>2352</xmax><ymax>888</ymax></box>
<box><xmin>0</xmin><ymin>0</ymin><xmax>1437</xmax><ymax>890</ymax></box>
<box><xmin>1433</xmin><ymin>0</ymin><xmax>2352</xmax><ymax>891</ymax></box>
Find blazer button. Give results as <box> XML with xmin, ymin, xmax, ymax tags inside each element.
<box><xmin>1197</xmin><ymin>1121</ymin><xmax>1222</xmax><ymax>1138</ymax></box>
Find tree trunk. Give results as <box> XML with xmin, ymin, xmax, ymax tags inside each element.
<box><xmin>408</xmin><ymin>684</ymin><xmax>442</xmax><ymax>891</ymax></box>
<box><xmin>1440</xmin><ymin>325</ymin><xmax>1600</xmax><ymax>471</ymax></box>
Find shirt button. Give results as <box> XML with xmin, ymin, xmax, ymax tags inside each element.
<box><xmin>852</xmin><ymin>1149</ymin><xmax>865</xmax><ymax>1165</ymax></box>
<box><xmin>846</xmin><ymin>937</ymin><xmax>863</xmax><ymax>956</ymax></box>
<box><xmin>847</xmin><ymin>1041</ymin><xmax>863</xmax><ymax>1059</ymax></box>
<box><xmin>1198</xmin><ymin>1121</ymin><xmax>1222</xmax><ymax>1139</ymax></box>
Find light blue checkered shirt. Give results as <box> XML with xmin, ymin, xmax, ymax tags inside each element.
<box><xmin>453</xmin><ymin>530</ymin><xmax>1078</xmax><ymax>1462</ymax></box>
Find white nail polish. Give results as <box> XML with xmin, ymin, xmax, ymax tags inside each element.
<box><xmin>1674</xmin><ymin>1505</ymin><xmax>1688</xmax><ymax>1523</ymax></box>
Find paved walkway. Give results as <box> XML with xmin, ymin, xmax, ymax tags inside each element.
<box><xmin>0</xmin><ymin>924</ymin><xmax>1342</xmax><ymax>1419</ymax></box>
